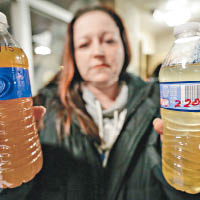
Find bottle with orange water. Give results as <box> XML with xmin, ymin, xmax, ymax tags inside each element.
<box><xmin>0</xmin><ymin>12</ymin><xmax>43</xmax><ymax>188</ymax></box>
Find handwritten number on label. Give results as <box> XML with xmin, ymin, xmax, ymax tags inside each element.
<box><xmin>174</xmin><ymin>98</ymin><xmax>200</xmax><ymax>108</ymax></box>
<box><xmin>192</xmin><ymin>98</ymin><xmax>200</xmax><ymax>106</ymax></box>
<box><xmin>175</xmin><ymin>100</ymin><xmax>181</xmax><ymax>108</ymax></box>
<box><xmin>184</xmin><ymin>99</ymin><xmax>191</xmax><ymax>107</ymax></box>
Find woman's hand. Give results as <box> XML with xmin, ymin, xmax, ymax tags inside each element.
<box><xmin>32</xmin><ymin>106</ymin><xmax>46</xmax><ymax>129</ymax></box>
<box><xmin>153</xmin><ymin>118</ymin><xmax>163</xmax><ymax>141</ymax></box>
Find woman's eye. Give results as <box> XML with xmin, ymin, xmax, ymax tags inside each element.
<box><xmin>79</xmin><ymin>43</ymin><xmax>89</xmax><ymax>48</ymax></box>
<box><xmin>105</xmin><ymin>39</ymin><xmax>115</xmax><ymax>44</ymax></box>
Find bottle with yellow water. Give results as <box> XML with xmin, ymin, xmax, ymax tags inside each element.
<box><xmin>0</xmin><ymin>12</ymin><xmax>43</xmax><ymax>188</ymax></box>
<box><xmin>159</xmin><ymin>22</ymin><xmax>200</xmax><ymax>194</ymax></box>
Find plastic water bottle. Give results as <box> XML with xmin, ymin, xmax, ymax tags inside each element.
<box><xmin>159</xmin><ymin>22</ymin><xmax>200</xmax><ymax>194</ymax></box>
<box><xmin>0</xmin><ymin>12</ymin><xmax>43</xmax><ymax>188</ymax></box>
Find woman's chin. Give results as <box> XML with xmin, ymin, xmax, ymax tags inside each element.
<box><xmin>88</xmin><ymin>78</ymin><xmax>117</xmax><ymax>87</ymax></box>
<box><xmin>90</xmin><ymin>75</ymin><xmax>110</xmax><ymax>83</ymax></box>
<box><xmin>85</xmin><ymin>73</ymin><xmax>118</xmax><ymax>87</ymax></box>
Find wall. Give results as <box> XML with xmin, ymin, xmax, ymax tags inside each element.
<box><xmin>115</xmin><ymin>0</ymin><xmax>141</xmax><ymax>75</ymax></box>
<box><xmin>147</xmin><ymin>32</ymin><xmax>174</xmax><ymax>77</ymax></box>
<box><xmin>115</xmin><ymin>0</ymin><xmax>174</xmax><ymax>80</ymax></box>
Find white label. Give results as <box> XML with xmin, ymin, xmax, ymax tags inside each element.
<box><xmin>160</xmin><ymin>81</ymin><xmax>200</xmax><ymax>112</ymax></box>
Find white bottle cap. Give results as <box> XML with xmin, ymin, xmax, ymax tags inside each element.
<box><xmin>0</xmin><ymin>11</ymin><xmax>8</xmax><ymax>26</ymax></box>
<box><xmin>174</xmin><ymin>22</ymin><xmax>200</xmax><ymax>37</ymax></box>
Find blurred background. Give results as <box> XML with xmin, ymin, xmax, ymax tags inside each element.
<box><xmin>0</xmin><ymin>0</ymin><xmax>200</xmax><ymax>95</ymax></box>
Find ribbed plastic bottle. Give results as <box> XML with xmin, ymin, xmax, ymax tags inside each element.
<box><xmin>0</xmin><ymin>12</ymin><xmax>43</xmax><ymax>188</ymax></box>
<box><xmin>159</xmin><ymin>22</ymin><xmax>200</xmax><ymax>194</ymax></box>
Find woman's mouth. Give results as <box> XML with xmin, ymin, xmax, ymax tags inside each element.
<box><xmin>93</xmin><ymin>64</ymin><xmax>110</xmax><ymax>69</ymax></box>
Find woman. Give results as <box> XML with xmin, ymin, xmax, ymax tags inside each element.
<box><xmin>1</xmin><ymin>5</ymin><xmax>200</xmax><ymax>200</ymax></box>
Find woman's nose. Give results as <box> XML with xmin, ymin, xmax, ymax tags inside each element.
<box><xmin>92</xmin><ymin>40</ymin><xmax>104</xmax><ymax>57</ymax></box>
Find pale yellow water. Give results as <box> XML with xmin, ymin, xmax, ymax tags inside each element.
<box><xmin>0</xmin><ymin>47</ymin><xmax>43</xmax><ymax>188</ymax></box>
<box><xmin>160</xmin><ymin>63</ymin><xmax>200</xmax><ymax>194</ymax></box>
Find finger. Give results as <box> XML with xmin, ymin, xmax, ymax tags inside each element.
<box><xmin>32</xmin><ymin>106</ymin><xmax>46</xmax><ymax>121</ymax></box>
<box><xmin>153</xmin><ymin>118</ymin><xmax>163</xmax><ymax>135</ymax></box>
<box><xmin>32</xmin><ymin>106</ymin><xmax>46</xmax><ymax>130</ymax></box>
<box><xmin>160</xmin><ymin>134</ymin><xmax>163</xmax><ymax>142</ymax></box>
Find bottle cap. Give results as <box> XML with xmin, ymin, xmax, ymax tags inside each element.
<box><xmin>174</xmin><ymin>22</ymin><xmax>200</xmax><ymax>37</ymax></box>
<box><xmin>0</xmin><ymin>11</ymin><xmax>8</xmax><ymax>26</ymax></box>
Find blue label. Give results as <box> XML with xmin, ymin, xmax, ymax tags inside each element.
<box><xmin>0</xmin><ymin>67</ymin><xmax>32</xmax><ymax>100</ymax></box>
<box><xmin>160</xmin><ymin>81</ymin><xmax>200</xmax><ymax>112</ymax></box>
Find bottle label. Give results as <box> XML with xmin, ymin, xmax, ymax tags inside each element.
<box><xmin>160</xmin><ymin>81</ymin><xmax>200</xmax><ymax>112</ymax></box>
<box><xmin>0</xmin><ymin>67</ymin><xmax>32</xmax><ymax>100</ymax></box>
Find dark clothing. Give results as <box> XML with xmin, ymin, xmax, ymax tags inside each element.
<box><xmin>1</xmin><ymin>73</ymin><xmax>200</xmax><ymax>200</ymax></box>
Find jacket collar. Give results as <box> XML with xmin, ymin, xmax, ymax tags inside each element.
<box><xmin>104</xmin><ymin>73</ymin><xmax>160</xmax><ymax>200</ymax></box>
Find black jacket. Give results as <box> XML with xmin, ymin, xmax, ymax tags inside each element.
<box><xmin>1</xmin><ymin>73</ymin><xmax>200</xmax><ymax>200</ymax></box>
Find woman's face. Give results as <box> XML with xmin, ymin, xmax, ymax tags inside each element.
<box><xmin>73</xmin><ymin>11</ymin><xmax>125</xmax><ymax>87</ymax></box>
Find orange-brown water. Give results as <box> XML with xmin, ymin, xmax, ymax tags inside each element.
<box><xmin>0</xmin><ymin>47</ymin><xmax>43</xmax><ymax>188</ymax></box>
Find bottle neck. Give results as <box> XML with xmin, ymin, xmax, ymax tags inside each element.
<box><xmin>175</xmin><ymin>31</ymin><xmax>200</xmax><ymax>39</ymax></box>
